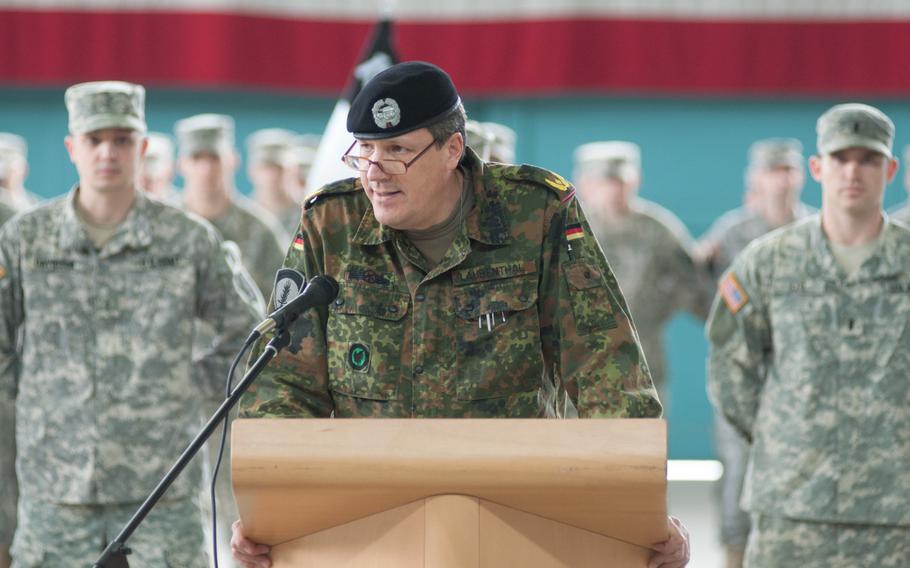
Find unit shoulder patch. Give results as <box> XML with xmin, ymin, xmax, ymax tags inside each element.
<box><xmin>719</xmin><ymin>272</ymin><xmax>749</xmax><ymax>314</ymax></box>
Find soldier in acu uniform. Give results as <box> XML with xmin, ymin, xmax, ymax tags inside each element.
<box><xmin>228</xmin><ymin>61</ymin><xmax>691</xmax><ymax>568</ymax></box>
<box><xmin>574</xmin><ymin>141</ymin><xmax>712</xmax><ymax>402</ymax></box>
<box><xmin>177</xmin><ymin>114</ymin><xmax>290</xmax><ymax>301</ymax></box>
<box><xmin>0</xmin><ymin>198</ymin><xmax>14</xmax><ymax>568</ymax></box>
<box><xmin>708</xmin><ymin>103</ymin><xmax>910</xmax><ymax>566</ymax></box>
<box><xmin>246</xmin><ymin>128</ymin><xmax>300</xmax><ymax>234</ymax></box>
<box><xmin>699</xmin><ymin>138</ymin><xmax>815</xmax><ymax>568</ymax></box>
<box><xmin>0</xmin><ymin>134</ymin><xmax>38</xmax><ymax>213</ymax></box>
<box><xmin>886</xmin><ymin>145</ymin><xmax>910</xmax><ymax>224</ymax></box>
<box><xmin>0</xmin><ymin>81</ymin><xmax>261</xmax><ymax>567</ymax></box>
<box><xmin>139</xmin><ymin>131</ymin><xmax>180</xmax><ymax>205</ymax></box>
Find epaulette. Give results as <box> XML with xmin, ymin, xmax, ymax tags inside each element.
<box><xmin>303</xmin><ymin>177</ymin><xmax>362</xmax><ymax>210</ymax></box>
<box><xmin>498</xmin><ymin>163</ymin><xmax>577</xmax><ymax>204</ymax></box>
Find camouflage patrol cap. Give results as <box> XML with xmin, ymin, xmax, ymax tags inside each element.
<box><xmin>0</xmin><ymin>133</ymin><xmax>27</xmax><ymax>160</ymax></box>
<box><xmin>347</xmin><ymin>61</ymin><xmax>461</xmax><ymax>140</ymax></box>
<box><xmin>64</xmin><ymin>81</ymin><xmax>146</xmax><ymax>135</ymax></box>
<box><xmin>465</xmin><ymin>120</ymin><xmax>495</xmax><ymax>161</ymax></box>
<box><xmin>283</xmin><ymin>134</ymin><xmax>319</xmax><ymax>168</ymax></box>
<box><xmin>246</xmin><ymin>128</ymin><xmax>296</xmax><ymax>165</ymax></box>
<box><xmin>748</xmin><ymin>138</ymin><xmax>803</xmax><ymax>170</ymax></box>
<box><xmin>816</xmin><ymin>103</ymin><xmax>894</xmax><ymax>158</ymax></box>
<box><xmin>574</xmin><ymin>141</ymin><xmax>641</xmax><ymax>183</ymax></box>
<box><xmin>483</xmin><ymin>121</ymin><xmax>517</xmax><ymax>163</ymax></box>
<box><xmin>144</xmin><ymin>132</ymin><xmax>175</xmax><ymax>174</ymax></box>
<box><xmin>175</xmin><ymin>113</ymin><xmax>235</xmax><ymax>157</ymax></box>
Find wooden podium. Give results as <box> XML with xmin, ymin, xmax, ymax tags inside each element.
<box><xmin>232</xmin><ymin>419</ymin><xmax>667</xmax><ymax>567</ymax></box>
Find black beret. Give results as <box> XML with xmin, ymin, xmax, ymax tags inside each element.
<box><xmin>347</xmin><ymin>61</ymin><xmax>461</xmax><ymax>140</ymax></box>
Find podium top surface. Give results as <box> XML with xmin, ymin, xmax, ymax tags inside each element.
<box><xmin>232</xmin><ymin>418</ymin><xmax>667</xmax><ymax>547</ymax></box>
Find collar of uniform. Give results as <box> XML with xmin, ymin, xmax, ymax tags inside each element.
<box><xmin>352</xmin><ymin>147</ymin><xmax>512</xmax><ymax>247</ymax></box>
<box><xmin>853</xmin><ymin>215</ymin><xmax>906</xmax><ymax>280</ymax></box>
<box><xmin>101</xmin><ymin>189</ymin><xmax>154</xmax><ymax>256</ymax></box>
<box><xmin>57</xmin><ymin>185</ymin><xmax>154</xmax><ymax>254</ymax></box>
<box><xmin>352</xmin><ymin>197</ymin><xmax>395</xmax><ymax>245</ymax></box>
<box><xmin>806</xmin><ymin>213</ymin><xmax>845</xmax><ymax>279</ymax></box>
<box><xmin>464</xmin><ymin>147</ymin><xmax>511</xmax><ymax>246</ymax></box>
<box><xmin>809</xmin><ymin>212</ymin><xmax>904</xmax><ymax>281</ymax></box>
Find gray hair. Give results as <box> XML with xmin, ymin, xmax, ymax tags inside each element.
<box><xmin>427</xmin><ymin>101</ymin><xmax>467</xmax><ymax>149</ymax></box>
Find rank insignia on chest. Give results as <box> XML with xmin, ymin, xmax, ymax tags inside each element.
<box><xmin>565</xmin><ymin>223</ymin><xmax>585</xmax><ymax>241</ymax></box>
<box><xmin>292</xmin><ymin>234</ymin><xmax>305</xmax><ymax>251</ymax></box>
<box><xmin>720</xmin><ymin>272</ymin><xmax>749</xmax><ymax>314</ymax></box>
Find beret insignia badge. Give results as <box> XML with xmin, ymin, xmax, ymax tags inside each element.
<box><xmin>372</xmin><ymin>98</ymin><xmax>401</xmax><ymax>129</ymax></box>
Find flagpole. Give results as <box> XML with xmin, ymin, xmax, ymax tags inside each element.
<box><xmin>304</xmin><ymin>17</ymin><xmax>399</xmax><ymax>195</ymax></box>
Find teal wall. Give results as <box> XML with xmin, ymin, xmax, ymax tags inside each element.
<box><xmin>4</xmin><ymin>87</ymin><xmax>908</xmax><ymax>458</ymax></box>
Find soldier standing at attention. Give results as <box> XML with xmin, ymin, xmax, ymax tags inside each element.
<box><xmin>0</xmin><ymin>200</ymin><xmax>14</xmax><ymax>568</ymax></box>
<box><xmin>574</xmin><ymin>141</ymin><xmax>711</xmax><ymax>402</ymax></box>
<box><xmin>887</xmin><ymin>145</ymin><xmax>910</xmax><ymax>224</ymax></box>
<box><xmin>708</xmin><ymin>103</ymin><xmax>910</xmax><ymax>566</ymax></box>
<box><xmin>176</xmin><ymin>114</ymin><xmax>290</xmax><ymax>300</ymax></box>
<box><xmin>0</xmin><ymin>81</ymin><xmax>261</xmax><ymax>567</ymax></box>
<box><xmin>700</xmin><ymin>139</ymin><xmax>814</xmax><ymax>280</ymax></box>
<box><xmin>228</xmin><ymin>61</ymin><xmax>691</xmax><ymax>568</ymax></box>
<box><xmin>139</xmin><ymin>131</ymin><xmax>181</xmax><ymax>205</ymax></box>
<box><xmin>698</xmin><ymin>138</ymin><xmax>815</xmax><ymax>568</ymax></box>
<box><xmin>0</xmin><ymin>134</ymin><xmax>39</xmax><ymax>212</ymax></box>
<box><xmin>282</xmin><ymin>134</ymin><xmax>319</xmax><ymax>205</ymax></box>
<box><xmin>246</xmin><ymin>128</ymin><xmax>300</xmax><ymax>234</ymax></box>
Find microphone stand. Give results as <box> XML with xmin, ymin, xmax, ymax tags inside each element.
<box><xmin>92</xmin><ymin>330</ymin><xmax>290</xmax><ymax>568</ymax></box>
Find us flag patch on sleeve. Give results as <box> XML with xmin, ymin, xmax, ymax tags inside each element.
<box><xmin>720</xmin><ymin>272</ymin><xmax>748</xmax><ymax>314</ymax></box>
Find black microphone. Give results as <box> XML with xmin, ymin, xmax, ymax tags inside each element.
<box><xmin>253</xmin><ymin>275</ymin><xmax>339</xmax><ymax>337</ymax></box>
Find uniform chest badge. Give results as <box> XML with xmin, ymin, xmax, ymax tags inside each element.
<box><xmin>348</xmin><ymin>343</ymin><xmax>371</xmax><ymax>372</ymax></box>
<box><xmin>372</xmin><ymin>98</ymin><xmax>401</xmax><ymax>129</ymax></box>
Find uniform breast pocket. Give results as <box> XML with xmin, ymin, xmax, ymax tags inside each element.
<box><xmin>326</xmin><ymin>285</ymin><xmax>410</xmax><ymax>401</ymax></box>
<box><xmin>453</xmin><ymin>274</ymin><xmax>543</xmax><ymax>400</ymax></box>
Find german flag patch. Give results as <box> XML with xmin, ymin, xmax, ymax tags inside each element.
<box><xmin>720</xmin><ymin>272</ymin><xmax>748</xmax><ymax>314</ymax></box>
<box><xmin>565</xmin><ymin>223</ymin><xmax>585</xmax><ymax>241</ymax></box>
<box><xmin>292</xmin><ymin>235</ymin><xmax>305</xmax><ymax>252</ymax></box>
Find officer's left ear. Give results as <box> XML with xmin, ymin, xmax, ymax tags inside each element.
<box><xmin>446</xmin><ymin>132</ymin><xmax>465</xmax><ymax>170</ymax></box>
<box><xmin>886</xmin><ymin>156</ymin><xmax>899</xmax><ymax>183</ymax></box>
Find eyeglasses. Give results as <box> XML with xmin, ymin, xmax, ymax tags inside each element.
<box><xmin>341</xmin><ymin>139</ymin><xmax>436</xmax><ymax>175</ymax></box>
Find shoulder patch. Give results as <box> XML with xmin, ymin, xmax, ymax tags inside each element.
<box><xmin>304</xmin><ymin>177</ymin><xmax>362</xmax><ymax>211</ymax></box>
<box><xmin>500</xmin><ymin>164</ymin><xmax>577</xmax><ymax>203</ymax></box>
<box><xmin>719</xmin><ymin>272</ymin><xmax>749</xmax><ymax>314</ymax></box>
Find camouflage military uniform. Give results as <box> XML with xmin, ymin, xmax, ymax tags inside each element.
<box><xmin>205</xmin><ymin>194</ymin><xmax>289</xmax><ymax>301</ymax></box>
<box><xmin>701</xmin><ymin>202</ymin><xmax>815</xmax><ymax>551</ymax></box>
<box><xmin>240</xmin><ymin>150</ymin><xmax>662</xmax><ymax>419</ymax></box>
<box><xmin>0</xmin><ymin>183</ymin><xmax>15</xmax><ymax>556</ymax></box>
<box><xmin>0</xmin><ymin>199</ymin><xmax>14</xmax><ymax>226</ymax></box>
<box><xmin>0</xmin><ymin>189</ymin><xmax>262</xmax><ymax>566</ymax></box>
<box><xmin>707</xmin><ymin>215</ymin><xmax>910</xmax><ymax>566</ymax></box>
<box><xmin>587</xmin><ymin>198</ymin><xmax>710</xmax><ymax>396</ymax></box>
